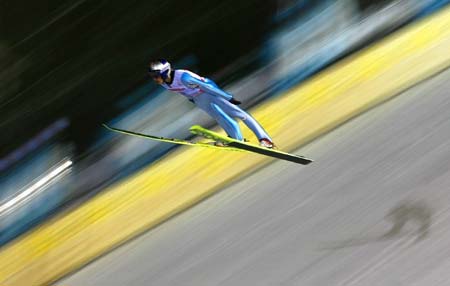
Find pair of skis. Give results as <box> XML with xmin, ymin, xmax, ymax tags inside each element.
<box><xmin>103</xmin><ymin>124</ymin><xmax>313</xmax><ymax>165</ymax></box>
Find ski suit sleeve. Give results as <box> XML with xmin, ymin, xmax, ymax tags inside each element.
<box><xmin>180</xmin><ymin>72</ymin><xmax>233</xmax><ymax>101</ymax></box>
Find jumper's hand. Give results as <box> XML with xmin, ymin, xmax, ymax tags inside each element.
<box><xmin>229</xmin><ymin>98</ymin><xmax>242</xmax><ymax>105</ymax></box>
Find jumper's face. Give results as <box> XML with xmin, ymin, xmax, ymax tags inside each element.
<box><xmin>148</xmin><ymin>68</ymin><xmax>164</xmax><ymax>84</ymax></box>
<box><xmin>151</xmin><ymin>74</ymin><xmax>164</xmax><ymax>84</ymax></box>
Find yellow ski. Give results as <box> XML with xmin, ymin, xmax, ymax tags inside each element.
<box><xmin>103</xmin><ymin>124</ymin><xmax>244</xmax><ymax>152</ymax></box>
<box><xmin>190</xmin><ymin>125</ymin><xmax>313</xmax><ymax>165</ymax></box>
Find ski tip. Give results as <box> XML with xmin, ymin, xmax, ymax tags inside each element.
<box><xmin>189</xmin><ymin>125</ymin><xmax>206</xmax><ymax>136</ymax></box>
<box><xmin>189</xmin><ymin>125</ymin><xmax>203</xmax><ymax>131</ymax></box>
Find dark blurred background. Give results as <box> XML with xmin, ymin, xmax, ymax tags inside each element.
<box><xmin>0</xmin><ymin>0</ymin><xmax>278</xmax><ymax>156</ymax></box>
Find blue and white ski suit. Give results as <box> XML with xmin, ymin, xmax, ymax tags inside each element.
<box><xmin>161</xmin><ymin>69</ymin><xmax>272</xmax><ymax>141</ymax></box>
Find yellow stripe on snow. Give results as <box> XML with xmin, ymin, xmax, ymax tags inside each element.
<box><xmin>2</xmin><ymin>6</ymin><xmax>450</xmax><ymax>285</ymax></box>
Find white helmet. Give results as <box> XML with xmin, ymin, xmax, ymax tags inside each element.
<box><xmin>148</xmin><ymin>59</ymin><xmax>171</xmax><ymax>79</ymax></box>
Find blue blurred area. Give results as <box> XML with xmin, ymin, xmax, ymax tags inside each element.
<box><xmin>416</xmin><ymin>0</ymin><xmax>450</xmax><ymax>17</ymax></box>
<box><xmin>0</xmin><ymin>0</ymin><xmax>449</xmax><ymax>246</ymax></box>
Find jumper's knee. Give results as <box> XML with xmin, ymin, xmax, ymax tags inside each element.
<box><xmin>211</xmin><ymin>103</ymin><xmax>243</xmax><ymax>140</ymax></box>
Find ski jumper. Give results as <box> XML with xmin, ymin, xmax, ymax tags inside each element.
<box><xmin>161</xmin><ymin>69</ymin><xmax>272</xmax><ymax>141</ymax></box>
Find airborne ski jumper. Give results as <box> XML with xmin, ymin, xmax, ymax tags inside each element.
<box><xmin>103</xmin><ymin>59</ymin><xmax>313</xmax><ymax>165</ymax></box>
<box><xmin>147</xmin><ymin>59</ymin><xmax>275</xmax><ymax>148</ymax></box>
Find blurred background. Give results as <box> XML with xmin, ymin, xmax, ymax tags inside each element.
<box><xmin>1</xmin><ymin>0</ymin><xmax>449</xmax><ymax>252</ymax></box>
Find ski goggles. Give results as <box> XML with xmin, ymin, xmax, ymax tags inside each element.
<box><xmin>148</xmin><ymin>69</ymin><xmax>162</xmax><ymax>78</ymax></box>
